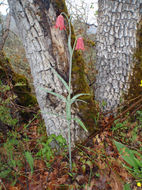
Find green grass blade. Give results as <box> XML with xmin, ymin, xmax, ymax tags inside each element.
<box><xmin>25</xmin><ymin>151</ymin><xmax>34</xmax><ymax>175</ymax></box>
<box><xmin>40</xmin><ymin>87</ymin><xmax>66</xmax><ymax>102</ymax></box>
<box><xmin>51</xmin><ymin>67</ymin><xmax>70</xmax><ymax>92</ymax></box>
<box><xmin>72</xmin><ymin>117</ymin><xmax>88</xmax><ymax>132</ymax></box>
<box><xmin>0</xmin><ymin>169</ymin><xmax>11</xmax><ymax>178</ymax></box>
<box><xmin>133</xmin><ymin>157</ymin><xmax>142</xmax><ymax>168</ymax></box>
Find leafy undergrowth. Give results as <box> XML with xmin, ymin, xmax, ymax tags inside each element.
<box><xmin>0</xmin><ymin>111</ymin><xmax>142</xmax><ymax>190</ymax></box>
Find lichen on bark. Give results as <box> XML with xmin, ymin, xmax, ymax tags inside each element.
<box><xmin>125</xmin><ymin>17</ymin><xmax>142</xmax><ymax>100</ymax></box>
<box><xmin>95</xmin><ymin>0</ymin><xmax>140</xmax><ymax>112</ymax></box>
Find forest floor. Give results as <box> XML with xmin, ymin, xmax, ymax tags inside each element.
<box><xmin>0</xmin><ymin>104</ymin><xmax>142</xmax><ymax>190</ymax></box>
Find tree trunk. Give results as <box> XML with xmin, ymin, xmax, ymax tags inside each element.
<box><xmin>95</xmin><ymin>0</ymin><xmax>141</xmax><ymax>112</ymax></box>
<box><xmin>8</xmin><ymin>0</ymin><xmax>87</xmax><ymax>143</ymax></box>
<box><xmin>0</xmin><ymin>14</ymin><xmax>10</xmax><ymax>51</ymax></box>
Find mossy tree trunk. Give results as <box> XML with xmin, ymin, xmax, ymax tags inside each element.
<box><xmin>8</xmin><ymin>0</ymin><xmax>87</xmax><ymax>143</ymax></box>
<box><xmin>95</xmin><ymin>0</ymin><xmax>141</xmax><ymax>112</ymax></box>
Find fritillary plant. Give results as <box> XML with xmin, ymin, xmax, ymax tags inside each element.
<box><xmin>42</xmin><ymin>12</ymin><xmax>89</xmax><ymax>171</ymax></box>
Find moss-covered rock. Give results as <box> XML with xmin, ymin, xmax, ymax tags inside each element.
<box><xmin>12</xmin><ymin>74</ymin><xmax>37</xmax><ymax>107</ymax></box>
<box><xmin>0</xmin><ymin>52</ymin><xmax>38</xmax><ymax>121</ymax></box>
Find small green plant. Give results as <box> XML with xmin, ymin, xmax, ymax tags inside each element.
<box><xmin>41</xmin><ymin>12</ymin><xmax>89</xmax><ymax>170</ymax></box>
<box><xmin>93</xmin><ymin>112</ymin><xmax>100</xmax><ymax>125</ymax></box>
<box><xmin>36</xmin><ymin>134</ymin><xmax>67</xmax><ymax>167</ymax></box>
<box><xmin>0</xmin><ymin>132</ymin><xmax>23</xmax><ymax>185</ymax></box>
<box><xmin>123</xmin><ymin>183</ymin><xmax>131</xmax><ymax>190</ymax></box>
<box><xmin>0</xmin><ymin>128</ymin><xmax>34</xmax><ymax>185</ymax></box>
<box><xmin>131</xmin><ymin>124</ymin><xmax>140</xmax><ymax>142</ymax></box>
<box><xmin>114</xmin><ymin>140</ymin><xmax>142</xmax><ymax>190</ymax></box>
<box><xmin>102</xmin><ymin>100</ymin><xmax>107</xmax><ymax>108</ymax></box>
<box><xmin>111</xmin><ymin>119</ymin><xmax>128</xmax><ymax>133</ymax></box>
<box><xmin>0</xmin><ymin>81</ymin><xmax>18</xmax><ymax>126</ymax></box>
<box><xmin>25</xmin><ymin>151</ymin><xmax>34</xmax><ymax>174</ymax></box>
<box><xmin>136</xmin><ymin>110</ymin><xmax>142</xmax><ymax>124</ymax></box>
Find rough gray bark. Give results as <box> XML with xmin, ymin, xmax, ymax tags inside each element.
<box><xmin>8</xmin><ymin>0</ymin><xmax>87</xmax><ymax>144</ymax></box>
<box><xmin>95</xmin><ymin>0</ymin><xmax>141</xmax><ymax>112</ymax></box>
<box><xmin>0</xmin><ymin>14</ymin><xmax>10</xmax><ymax>50</ymax></box>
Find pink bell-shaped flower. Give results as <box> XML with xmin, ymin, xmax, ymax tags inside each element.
<box><xmin>75</xmin><ymin>37</ymin><xmax>85</xmax><ymax>51</ymax></box>
<box><xmin>54</xmin><ymin>14</ymin><xmax>65</xmax><ymax>30</ymax></box>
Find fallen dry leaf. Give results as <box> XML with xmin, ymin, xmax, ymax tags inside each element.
<box><xmin>97</xmin><ymin>160</ymin><xmax>106</xmax><ymax>170</ymax></box>
<box><xmin>29</xmin><ymin>183</ymin><xmax>43</xmax><ymax>190</ymax></box>
<box><xmin>109</xmin><ymin>170</ymin><xmax>123</xmax><ymax>190</ymax></box>
<box><xmin>57</xmin><ymin>174</ymin><xmax>68</xmax><ymax>184</ymax></box>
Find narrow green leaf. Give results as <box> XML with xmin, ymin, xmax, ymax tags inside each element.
<box><xmin>133</xmin><ymin>150</ymin><xmax>142</xmax><ymax>160</ymax></box>
<box><xmin>51</xmin><ymin>67</ymin><xmax>70</xmax><ymax>92</ymax></box>
<box><xmin>123</xmin><ymin>183</ymin><xmax>131</xmax><ymax>190</ymax></box>
<box><xmin>11</xmin><ymin>159</ymin><xmax>16</xmax><ymax>168</ymax></box>
<box><xmin>25</xmin><ymin>151</ymin><xmax>34</xmax><ymax>174</ymax></box>
<box><xmin>71</xmin><ymin>93</ymin><xmax>90</xmax><ymax>104</ymax></box>
<box><xmin>114</xmin><ymin>141</ymin><xmax>139</xmax><ymax>168</ymax></box>
<box><xmin>40</xmin><ymin>87</ymin><xmax>66</xmax><ymax>102</ymax></box>
<box><xmin>72</xmin><ymin>117</ymin><xmax>88</xmax><ymax>132</ymax></box>
<box><xmin>0</xmin><ymin>169</ymin><xmax>11</xmax><ymax>178</ymax></box>
<box><xmin>133</xmin><ymin>157</ymin><xmax>142</xmax><ymax>168</ymax></box>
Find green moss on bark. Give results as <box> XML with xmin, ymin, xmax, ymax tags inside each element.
<box><xmin>72</xmin><ymin>48</ymin><xmax>98</xmax><ymax>133</ymax></box>
<box><xmin>126</xmin><ymin>19</ymin><xmax>142</xmax><ymax>100</ymax></box>
<box><xmin>51</xmin><ymin>0</ymin><xmax>68</xmax><ymax>16</ymax></box>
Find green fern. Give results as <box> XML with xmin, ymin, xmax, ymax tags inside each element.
<box><xmin>25</xmin><ymin>151</ymin><xmax>34</xmax><ymax>174</ymax></box>
<box><xmin>114</xmin><ymin>140</ymin><xmax>142</xmax><ymax>179</ymax></box>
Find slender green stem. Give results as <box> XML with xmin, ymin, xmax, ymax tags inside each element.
<box><xmin>67</xmin><ymin>119</ymin><xmax>72</xmax><ymax>171</ymax></box>
<box><xmin>0</xmin><ymin>180</ymin><xmax>7</xmax><ymax>190</ymax></box>
<box><xmin>61</xmin><ymin>12</ymin><xmax>73</xmax><ymax>95</ymax></box>
<box><xmin>61</xmin><ymin>12</ymin><xmax>76</xmax><ymax>172</ymax></box>
<box><xmin>68</xmin><ymin>19</ymin><xmax>72</xmax><ymax>97</ymax></box>
<box><xmin>72</xmin><ymin>39</ymin><xmax>77</xmax><ymax>55</ymax></box>
<box><xmin>68</xmin><ymin>55</ymin><xmax>72</xmax><ymax>97</ymax></box>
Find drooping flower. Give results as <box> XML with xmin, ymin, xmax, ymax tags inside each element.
<box><xmin>139</xmin><ymin>80</ymin><xmax>142</xmax><ymax>87</ymax></box>
<box><xmin>75</xmin><ymin>37</ymin><xmax>85</xmax><ymax>51</ymax></box>
<box><xmin>54</xmin><ymin>14</ymin><xmax>65</xmax><ymax>30</ymax></box>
